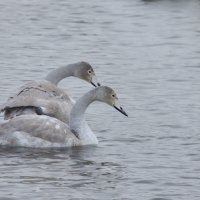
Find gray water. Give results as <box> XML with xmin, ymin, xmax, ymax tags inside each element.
<box><xmin>0</xmin><ymin>0</ymin><xmax>200</xmax><ymax>199</ymax></box>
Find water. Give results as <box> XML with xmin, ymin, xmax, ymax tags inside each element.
<box><xmin>0</xmin><ymin>0</ymin><xmax>200</xmax><ymax>199</ymax></box>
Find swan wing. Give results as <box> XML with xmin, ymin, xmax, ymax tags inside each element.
<box><xmin>0</xmin><ymin>115</ymin><xmax>80</xmax><ymax>148</ymax></box>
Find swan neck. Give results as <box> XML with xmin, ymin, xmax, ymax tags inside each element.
<box><xmin>69</xmin><ymin>90</ymin><xmax>96</xmax><ymax>140</ymax></box>
<box><xmin>45</xmin><ymin>64</ymin><xmax>75</xmax><ymax>85</ymax></box>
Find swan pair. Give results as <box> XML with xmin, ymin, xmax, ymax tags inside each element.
<box><xmin>0</xmin><ymin>62</ymin><xmax>127</xmax><ymax>148</ymax></box>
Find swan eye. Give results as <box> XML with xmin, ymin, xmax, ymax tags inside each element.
<box><xmin>88</xmin><ymin>70</ymin><xmax>92</xmax><ymax>74</ymax></box>
<box><xmin>112</xmin><ymin>94</ymin><xmax>115</xmax><ymax>98</ymax></box>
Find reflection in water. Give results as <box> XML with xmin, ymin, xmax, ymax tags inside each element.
<box><xmin>0</xmin><ymin>146</ymin><xmax>124</xmax><ymax>199</ymax></box>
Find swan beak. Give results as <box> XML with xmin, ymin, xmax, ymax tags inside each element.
<box><xmin>113</xmin><ymin>101</ymin><xmax>128</xmax><ymax>117</ymax></box>
<box><xmin>90</xmin><ymin>75</ymin><xmax>101</xmax><ymax>87</ymax></box>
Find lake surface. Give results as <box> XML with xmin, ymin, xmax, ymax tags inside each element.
<box><xmin>0</xmin><ymin>0</ymin><xmax>200</xmax><ymax>199</ymax></box>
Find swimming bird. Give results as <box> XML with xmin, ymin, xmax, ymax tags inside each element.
<box><xmin>0</xmin><ymin>86</ymin><xmax>128</xmax><ymax>148</ymax></box>
<box><xmin>0</xmin><ymin>61</ymin><xmax>100</xmax><ymax>123</ymax></box>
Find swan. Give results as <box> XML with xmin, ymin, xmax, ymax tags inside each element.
<box><xmin>0</xmin><ymin>86</ymin><xmax>128</xmax><ymax>148</ymax></box>
<box><xmin>0</xmin><ymin>61</ymin><xmax>100</xmax><ymax>123</ymax></box>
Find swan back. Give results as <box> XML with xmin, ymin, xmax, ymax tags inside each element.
<box><xmin>1</xmin><ymin>80</ymin><xmax>72</xmax><ymax>122</ymax></box>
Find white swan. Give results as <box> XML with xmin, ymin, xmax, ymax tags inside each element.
<box><xmin>0</xmin><ymin>61</ymin><xmax>100</xmax><ymax>123</ymax></box>
<box><xmin>0</xmin><ymin>86</ymin><xmax>128</xmax><ymax>148</ymax></box>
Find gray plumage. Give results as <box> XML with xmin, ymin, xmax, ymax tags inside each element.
<box><xmin>1</xmin><ymin>62</ymin><xmax>99</xmax><ymax>123</ymax></box>
<box><xmin>0</xmin><ymin>115</ymin><xmax>80</xmax><ymax>148</ymax></box>
<box><xmin>0</xmin><ymin>86</ymin><xmax>127</xmax><ymax>148</ymax></box>
<box><xmin>1</xmin><ymin>80</ymin><xmax>72</xmax><ymax>122</ymax></box>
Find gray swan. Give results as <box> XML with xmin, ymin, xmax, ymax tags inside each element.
<box><xmin>1</xmin><ymin>61</ymin><xmax>100</xmax><ymax>123</ymax></box>
<box><xmin>0</xmin><ymin>86</ymin><xmax>128</xmax><ymax>148</ymax></box>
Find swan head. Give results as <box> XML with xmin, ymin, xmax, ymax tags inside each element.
<box><xmin>96</xmin><ymin>86</ymin><xmax>128</xmax><ymax>117</ymax></box>
<box><xmin>73</xmin><ymin>62</ymin><xmax>101</xmax><ymax>87</ymax></box>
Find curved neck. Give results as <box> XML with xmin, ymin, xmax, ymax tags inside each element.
<box><xmin>69</xmin><ymin>89</ymin><xmax>98</xmax><ymax>144</ymax></box>
<box><xmin>45</xmin><ymin>63</ymin><xmax>77</xmax><ymax>85</ymax></box>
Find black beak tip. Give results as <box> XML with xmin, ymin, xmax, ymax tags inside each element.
<box><xmin>124</xmin><ymin>112</ymin><xmax>128</xmax><ymax>117</ymax></box>
<box><xmin>114</xmin><ymin>106</ymin><xmax>128</xmax><ymax>117</ymax></box>
<box><xmin>90</xmin><ymin>81</ymin><xmax>97</xmax><ymax>87</ymax></box>
<box><xmin>91</xmin><ymin>81</ymin><xmax>101</xmax><ymax>87</ymax></box>
<box><xmin>120</xmin><ymin>107</ymin><xmax>128</xmax><ymax>117</ymax></box>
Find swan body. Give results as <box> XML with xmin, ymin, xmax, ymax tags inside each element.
<box><xmin>0</xmin><ymin>115</ymin><xmax>80</xmax><ymax>148</ymax></box>
<box><xmin>0</xmin><ymin>86</ymin><xmax>128</xmax><ymax>148</ymax></box>
<box><xmin>1</xmin><ymin>80</ymin><xmax>73</xmax><ymax>123</ymax></box>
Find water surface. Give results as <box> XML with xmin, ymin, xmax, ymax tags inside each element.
<box><xmin>0</xmin><ymin>0</ymin><xmax>200</xmax><ymax>199</ymax></box>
